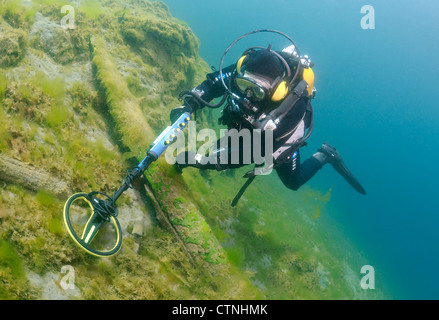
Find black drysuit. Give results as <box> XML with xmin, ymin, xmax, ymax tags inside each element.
<box><xmin>177</xmin><ymin>65</ymin><xmax>322</xmax><ymax>191</ymax></box>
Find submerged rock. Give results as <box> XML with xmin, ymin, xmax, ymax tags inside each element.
<box><xmin>29</xmin><ymin>12</ymin><xmax>88</xmax><ymax>65</ymax></box>
<box><xmin>0</xmin><ymin>17</ymin><xmax>27</xmax><ymax>67</ymax></box>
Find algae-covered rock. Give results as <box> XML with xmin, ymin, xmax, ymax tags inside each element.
<box><xmin>29</xmin><ymin>13</ymin><xmax>88</xmax><ymax>65</ymax></box>
<box><xmin>2</xmin><ymin>82</ymin><xmax>52</xmax><ymax>124</ymax></box>
<box><xmin>91</xmin><ymin>35</ymin><xmax>154</xmax><ymax>154</ymax></box>
<box><xmin>119</xmin><ymin>10</ymin><xmax>199</xmax><ymax>93</ymax></box>
<box><xmin>0</xmin><ymin>239</ymin><xmax>38</xmax><ymax>299</ymax></box>
<box><xmin>0</xmin><ymin>17</ymin><xmax>27</xmax><ymax>67</ymax></box>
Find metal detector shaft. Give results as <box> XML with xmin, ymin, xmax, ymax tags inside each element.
<box><xmin>112</xmin><ymin>111</ymin><xmax>191</xmax><ymax>203</ymax></box>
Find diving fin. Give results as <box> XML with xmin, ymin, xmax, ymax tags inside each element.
<box><xmin>317</xmin><ymin>143</ymin><xmax>367</xmax><ymax>195</ymax></box>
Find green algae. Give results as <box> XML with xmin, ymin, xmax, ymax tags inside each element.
<box><xmin>91</xmin><ymin>36</ymin><xmax>154</xmax><ymax>156</ymax></box>
<box><xmin>36</xmin><ymin>190</ymin><xmax>57</xmax><ymax>207</ymax></box>
<box><xmin>79</xmin><ymin>0</ymin><xmax>102</xmax><ymax>20</ymax></box>
<box><xmin>0</xmin><ymin>240</ymin><xmax>30</xmax><ymax>299</ymax></box>
<box><xmin>0</xmin><ymin>17</ymin><xmax>27</xmax><ymax>67</ymax></box>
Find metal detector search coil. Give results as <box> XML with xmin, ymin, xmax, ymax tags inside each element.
<box><xmin>63</xmin><ymin>192</ymin><xmax>122</xmax><ymax>257</ymax></box>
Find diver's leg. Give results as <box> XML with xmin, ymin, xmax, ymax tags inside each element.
<box><xmin>276</xmin><ymin>143</ymin><xmax>367</xmax><ymax>194</ymax></box>
<box><xmin>276</xmin><ymin>150</ymin><xmax>323</xmax><ymax>191</ymax></box>
<box><xmin>314</xmin><ymin>143</ymin><xmax>366</xmax><ymax>194</ymax></box>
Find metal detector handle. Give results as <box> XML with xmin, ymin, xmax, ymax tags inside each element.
<box><xmin>112</xmin><ymin>112</ymin><xmax>192</xmax><ymax>202</ymax></box>
<box><xmin>143</xmin><ymin>111</ymin><xmax>191</xmax><ymax>163</ymax></box>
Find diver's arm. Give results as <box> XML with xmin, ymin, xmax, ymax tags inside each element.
<box><xmin>202</xmin><ymin>64</ymin><xmax>235</xmax><ymax>100</ymax></box>
<box><xmin>170</xmin><ymin>64</ymin><xmax>235</xmax><ymax>122</ymax></box>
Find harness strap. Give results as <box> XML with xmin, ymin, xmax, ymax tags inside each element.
<box><xmin>257</xmin><ymin>79</ymin><xmax>308</xmax><ymax>130</ymax></box>
<box><xmin>230</xmin><ymin>81</ymin><xmax>313</xmax><ymax>207</ymax></box>
<box><xmin>272</xmin><ymin>101</ymin><xmax>313</xmax><ymax>165</ymax></box>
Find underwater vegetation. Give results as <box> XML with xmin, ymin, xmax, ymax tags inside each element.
<box><xmin>0</xmin><ymin>0</ymin><xmax>388</xmax><ymax>300</ymax></box>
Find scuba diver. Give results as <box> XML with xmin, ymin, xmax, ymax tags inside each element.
<box><xmin>170</xmin><ymin>30</ymin><xmax>366</xmax><ymax>205</ymax></box>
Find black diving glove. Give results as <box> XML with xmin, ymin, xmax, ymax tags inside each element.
<box><xmin>170</xmin><ymin>93</ymin><xmax>200</xmax><ymax>123</ymax></box>
<box><xmin>170</xmin><ymin>105</ymin><xmax>193</xmax><ymax>123</ymax></box>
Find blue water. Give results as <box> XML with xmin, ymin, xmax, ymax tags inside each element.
<box><xmin>161</xmin><ymin>0</ymin><xmax>439</xmax><ymax>299</ymax></box>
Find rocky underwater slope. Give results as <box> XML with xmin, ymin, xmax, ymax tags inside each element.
<box><xmin>0</xmin><ymin>0</ymin><xmax>387</xmax><ymax>299</ymax></box>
